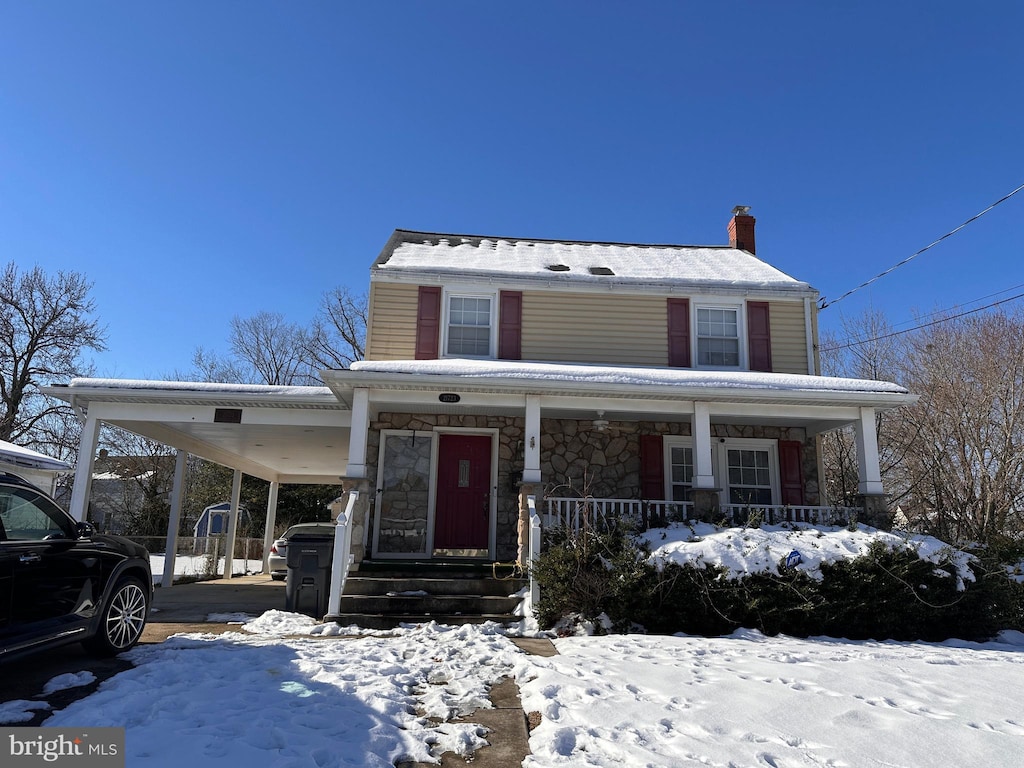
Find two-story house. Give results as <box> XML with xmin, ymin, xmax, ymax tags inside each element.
<box><xmin>320</xmin><ymin>208</ymin><xmax>914</xmax><ymax>565</ymax></box>
<box><xmin>46</xmin><ymin>208</ymin><xmax>914</xmax><ymax>592</ymax></box>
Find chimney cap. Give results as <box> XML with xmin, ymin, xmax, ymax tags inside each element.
<box><xmin>731</xmin><ymin>205</ymin><xmax>752</xmax><ymax>216</ymax></box>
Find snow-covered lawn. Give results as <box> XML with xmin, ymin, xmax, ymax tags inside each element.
<box><xmin>148</xmin><ymin>554</ymin><xmax>263</xmax><ymax>582</ymax></box>
<box><xmin>3</xmin><ymin>615</ymin><xmax>1023</xmax><ymax>767</ymax></box>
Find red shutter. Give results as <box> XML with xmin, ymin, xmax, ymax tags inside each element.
<box><xmin>667</xmin><ymin>298</ymin><xmax>691</xmax><ymax>368</ymax></box>
<box><xmin>498</xmin><ymin>291</ymin><xmax>522</xmax><ymax>360</ymax></box>
<box><xmin>779</xmin><ymin>440</ymin><xmax>805</xmax><ymax>505</ymax></box>
<box><xmin>639</xmin><ymin>435</ymin><xmax>665</xmax><ymax>499</ymax></box>
<box><xmin>747</xmin><ymin>301</ymin><xmax>772</xmax><ymax>372</ymax></box>
<box><xmin>415</xmin><ymin>286</ymin><xmax>442</xmax><ymax>360</ymax></box>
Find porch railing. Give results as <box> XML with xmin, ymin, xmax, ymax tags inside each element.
<box><xmin>544</xmin><ymin>497</ymin><xmax>859</xmax><ymax>532</ymax></box>
<box><xmin>326</xmin><ymin>490</ymin><xmax>358</xmax><ymax>620</ymax></box>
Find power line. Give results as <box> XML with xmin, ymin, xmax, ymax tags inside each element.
<box><xmin>820</xmin><ymin>290</ymin><xmax>1024</xmax><ymax>352</ymax></box>
<box><xmin>819</xmin><ymin>181</ymin><xmax>1024</xmax><ymax>310</ymax></box>
<box><xmin>886</xmin><ymin>282</ymin><xmax>1024</xmax><ymax>331</ymax></box>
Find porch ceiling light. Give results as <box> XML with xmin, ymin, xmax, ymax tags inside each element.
<box><xmin>592</xmin><ymin>410</ymin><xmax>609</xmax><ymax>432</ymax></box>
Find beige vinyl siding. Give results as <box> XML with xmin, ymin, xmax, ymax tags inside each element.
<box><xmin>521</xmin><ymin>291</ymin><xmax>667</xmax><ymax>365</ymax></box>
<box><xmin>768</xmin><ymin>301</ymin><xmax>809</xmax><ymax>374</ymax></box>
<box><xmin>365</xmin><ymin>282</ymin><xmax>420</xmax><ymax>360</ymax></box>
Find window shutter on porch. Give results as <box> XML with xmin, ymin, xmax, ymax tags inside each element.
<box><xmin>778</xmin><ymin>440</ymin><xmax>805</xmax><ymax>505</ymax></box>
<box><xmin>415</xmin><ymin>286</ymin><xmax>442</xmax><ymax>359</ymax></box>
<box><xmin>498</xmin><ymin>291</ymin><xmax>522</xmax><ymax>360</ymax></box>
<box><xmin>640</xmin><ymin>434</ymin><xmax>665</xmax><ymax>499</ymax></box>
<box><xmin>746</xmin><ymin>301</ymin><xmax>772</xmax><ymax>372</ymax></box>
<box><xmin>667</xmin><ymin>298</ymin><xmax>691</xmax><ymax>368</ymax></box>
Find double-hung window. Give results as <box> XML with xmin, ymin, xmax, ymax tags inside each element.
<box><xmin>668</xmin><ymin>444</ymin><xmax>694</xmax><ymax>502</ymax></box>
<box><xmin>726</xmin><ymin>447</ymin><xmax>773</xmax><ymax>505</ymax></box>
<box><xmin>446</xmin><ymin>295</ymin><xmax>493</xmax><ymax>357</ymax></box>
<box><xmin>696</xmin><ymin>306</ymin><xmax>740</xmax><ymax>367</ymax></box>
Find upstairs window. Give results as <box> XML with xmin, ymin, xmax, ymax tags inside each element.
<box><xmin>696</xmin><ymin>307</ymin><xmax>740</xmax><ymax>367</ymax></box>
<box><xmin>446</xmin><ymin>295</ymin><xmax>493</xmax><ymax>357</ymax></box>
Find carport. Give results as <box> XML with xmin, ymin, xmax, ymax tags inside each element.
<box><xmin>42</xmin><ymin>379</ymin><xmax>353</xmax><ymax>588</ymax></box>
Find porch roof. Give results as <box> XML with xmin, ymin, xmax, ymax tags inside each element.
<box><xmin>322</xmin><ymin>359</ymin><xmax>915</xmax><ymax>435</ymax></box>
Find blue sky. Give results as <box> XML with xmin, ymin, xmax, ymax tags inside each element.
<box><xmin>2</xmin><ymin>2</ymin><xmax>1022</xmax><ymax>379</ymax></box>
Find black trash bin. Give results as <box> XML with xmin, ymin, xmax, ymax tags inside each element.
<box><xmin>284</xmin><ymin>533</ymin><xmax>334</xmax><ymax>618</ymax></box>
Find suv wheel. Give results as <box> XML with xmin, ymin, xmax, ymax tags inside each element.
<box><xmin>84</xmin><ymin>576</ymin><xmax>149</xmax><ymax>656</ymax></box>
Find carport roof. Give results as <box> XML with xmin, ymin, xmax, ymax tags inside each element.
<box><xmin>43</xmin><ymin>379</ymin><xmax>351</xmax><ymax>484</ymax></box>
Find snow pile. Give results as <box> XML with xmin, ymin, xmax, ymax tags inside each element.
<box><xmin>640</xmin><ymin>521</ymin><xmax>976</xmax><ymax>588</ymax></box>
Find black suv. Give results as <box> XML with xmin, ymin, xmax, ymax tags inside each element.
<box><xmin>0</xmin><ymin>472</ymin><xmax>152</xmax><ymax>662</ymax></box>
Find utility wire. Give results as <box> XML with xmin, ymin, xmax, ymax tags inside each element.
<box><xmin>819</xmin><ymin>181</ymin><xmax>1024</xmax><ymax>310</ymax></box>
<box><xmin>884</xmin><ymin>282</ymin><xmax>1024</xmax><ymax>331</ymax></box>
<box><xmin>820</xmin><ymin>289</ymin><xmax>1024</xmax><ymax>352</ymax></box>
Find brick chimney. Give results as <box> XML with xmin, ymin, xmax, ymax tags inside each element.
<box><xmin>727</xmin><ymin>205</ymin><xmax>756</xmax><ymax>254</ymax></box>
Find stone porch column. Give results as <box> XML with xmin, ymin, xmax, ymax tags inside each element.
<box><xmin>341</xmin><ymin>477</ymin><xmax>372</xmax><ymax>565</ymax></box>
<box><xmin>517</xmin><ymin>482</ymin><xmax>536</xmax><ymax>567</ymax></box>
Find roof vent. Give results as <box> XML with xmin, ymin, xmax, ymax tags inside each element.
<box><xmin>588</xmin><ymin>266</ymin><xmax>615</xmax><ymax>276</ymax></box>
<box><xmin>546</xmin><ymin>264</ymin><xmax>570</xmax><ymax>272</ymax></box>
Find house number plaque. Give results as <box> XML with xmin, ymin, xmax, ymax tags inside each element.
<box><xmin>439</xmin><ymin>393</ymin><xmax>461</xmax><ymax>403</ymax></box>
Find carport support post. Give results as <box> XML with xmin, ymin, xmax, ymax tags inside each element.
<box><xmin>222</xmin><ymin>469</ymin><xmax>243</xmax><ymax>580</ymax></box>
<box><xmin>262</xmin><ymin>481</ymin><xmax>280</xmax><ymax>574</ymax></box>
<box><xmin>68</xmin><ymin>412</ymin><xmax>101</xmax><ymax>523</ymax></box>
<box><xmin>161</xmin><ymin>450</ymin><xmax>188</xmax><ymax>589</ymax></box>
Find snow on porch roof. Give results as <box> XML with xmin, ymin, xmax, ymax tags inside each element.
<box><xmin>344</xmin><ymin>359</ymin><xmax>911</xmax><ymax>398</ymax></box>
<box><xmin>373</xmin><ymin>229</ymin><xmax>815</xmax><ymax>292</ymax></box>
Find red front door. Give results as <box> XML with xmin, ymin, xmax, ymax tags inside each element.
<box><xmin>434</xmin><ymin>434</ymin><xmax>491</xmax><ymax>552</ymax></box>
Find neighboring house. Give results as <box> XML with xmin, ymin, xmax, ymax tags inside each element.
<box><xmin>43</xmin><ymin>207</ymin><xmax>915</xmax><ymax>585</ymax></box>
<box><xmin>0</xmin><ymin>440</ymin><xmax>70</xmax><ymax>496</ymax></box>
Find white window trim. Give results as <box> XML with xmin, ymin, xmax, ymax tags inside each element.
<box><xmin>441</xmin><ymin>289</ymin><xmax>498</xmax><ymax>359</ymax></box>
<box><xmin>663</xmin><ymin>436</ymin><xmax>697</xmax><ymax>501</ymax></box>
<box><xmin>718</xmin><ymin>438</ymin><xmax>780</xmax><ymax>506</ymax></box>
<box><xmin>663</xmin><ymin>436</ymin><xmax>781</xmax><ymax>506</ymax></box>
<box><xmin>693</xmin><ymin>300</ymin><xmax>747</xmax><ymax>371</ymax></box>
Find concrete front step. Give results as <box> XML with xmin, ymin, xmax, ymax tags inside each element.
<box><xmin>331</xmin><ymin>613</ymin><xmax>521</xmax><ymax>630</ymax></box>
<box><xmin>344</xmin><ymin>576</ymin><xmax>526</xmax><ymax>597</ymax></box>
<box><xmin>338</xmin><ymin>593</ymin><xmax>519</xmax><ymax>615</ymax></box>
<box><xmin>331</xmin><ymin>570</ymin><xmax>527</xmax><ymax>628</ymax></box>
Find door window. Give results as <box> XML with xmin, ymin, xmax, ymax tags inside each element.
<box><xmin>0</xmin><ymin>486</ymin><xmax>73</xmax><ymax>541</ymax></box>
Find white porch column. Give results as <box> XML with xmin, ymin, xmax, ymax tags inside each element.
<box><xmin>161</xmin><ymin>450</ymin><xmax>188</xmax><ymax>589</ymax></box>
<box><xmin>854</xmin><ymin>406</ymin><xmax>884</xmax><ymax>495</ymax></box>
<box><xmin>262</xmin><ymin>481</ymin><xmax>280</xmax><ymax>574</ymax></box>
<box><xmin>523</xmin><ymin>394</ymin><xmax>542</xmax><ymax>483</ymax></box>
<box><xmin>692</xmin><ymin>401</ymin><xmax>716</xmax><ymax>489</ymax></box>
<box><xmin>69</xmin><ymin>413</ymin><xmax>101</xmax><ymax>523</ymax></box>
<box><xmin>345</xmin><ymin>387</ymin><xmax>370</xmax><ymax>478</ymax></box>
<box><xmin>222</xmin><ymin>469</ymin><xmax>243</xmax><ymax>580</ymax></box>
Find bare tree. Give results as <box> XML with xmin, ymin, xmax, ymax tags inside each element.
<box><xmin>0</xmin><ymin>263</ymin><xmax>106</xmax><ymax>444</ymax></box>
<box><xmin>822</xmin><ymin>305</ymin><xmax>1024</xmax><ymax>543</ymax></box>
<box><xmin>306</xmin><ymin>286</ymin><xmax>366</xmax><ymax>369</ymax></box>
<box><xmin>228</xmin><ymin>311</ymin><xmax>318</xmax><ymax>385</ymax></box>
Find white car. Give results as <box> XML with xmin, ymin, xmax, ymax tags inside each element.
<box><xmin>267</xmin><ymin>522</ymin><xmax>336</xmax><ymax>580</ymax></box>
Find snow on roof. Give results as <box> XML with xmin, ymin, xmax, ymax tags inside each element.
<box><xmin>0</xmin><ymin>439</ymin><xmax>70</xmax><ymax>471</ymax></box>
<box><xmin>374</xmin><ymin>230</ymin><xmax>813</xmax><ymax>291</ymax></box>
<box><xmin>63</xmin><ymin>378</ymin><xmax>334</xmax><ymax>398</ymax></box>
<box><xmin>348</xmin><ymin>359</ymin><xmax>909</xmax><ymax>395</ymax></box>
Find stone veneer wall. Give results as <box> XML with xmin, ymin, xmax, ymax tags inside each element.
<box><xmin>364</xmin><ymin>413</ymin><xmax>820</xmax><ymax>561</ymax></box>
